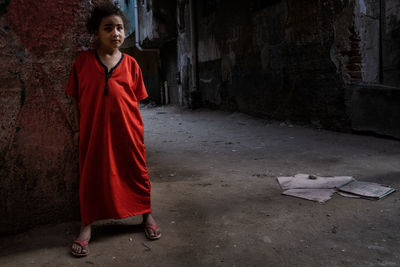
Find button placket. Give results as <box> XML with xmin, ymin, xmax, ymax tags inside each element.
<box><xmin>104</xmin><ymin>71</ymin><xmax>113</xmax><ymax>95</ymax></box>
<box><xmin>94</xmin><ymin>50</ymin><xmax>125</xmax><ymax>96</ymax></box>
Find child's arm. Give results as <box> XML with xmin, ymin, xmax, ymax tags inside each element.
<box><xmin>71</xmin><ymin>98</ymin><xmax>80</xmax><ymax>130</ymax></box>
<box><xmin>71</xmin><ymin>97</ymin><xmax>80</xmax><ymax>144</ymax></box>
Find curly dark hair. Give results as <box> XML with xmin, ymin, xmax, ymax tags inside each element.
<box><xmin>86</xmin><ymin>1</ymin><xmax>130</xmax><ymax>34</ymax></box>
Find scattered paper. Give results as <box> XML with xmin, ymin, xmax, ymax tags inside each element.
<box><xmin>282</xmin><ymin>188</ymin><xmax>336</xmax><ymax>203</ymax></box>
<box><xmin>337</xmin><ymin>181</ymin><xmax>395</xmax><ymax>199</ymax></box>
<box><xmin>336</xmin><ymin>191</ymin><xmax>361</xmax><ymax>198</ymax></box>
<box><xmin>277</xmin><ymin>174</ymin><xmax>395</xmax><ymax>203</ymax></box>
<box><xmin>277</xmin><ymin>173</ymin><xmax>354</xmax><ymax>190</ymax></box>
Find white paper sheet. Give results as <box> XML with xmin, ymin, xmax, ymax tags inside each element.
<box><xmin>282</xmin><ymin>188</ymin><xmax>336</xmax><ymax>203</ymax></box>
<box><xmin>277</xmin><ymin>173</ymin><xmax>354</xmax><ymax>190</ymax></box>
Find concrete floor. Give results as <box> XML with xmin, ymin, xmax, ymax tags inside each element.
<box><xmin>1</xmin><ymin>106</ymin><xmax>399</xmax><ymax>266</ymax></box>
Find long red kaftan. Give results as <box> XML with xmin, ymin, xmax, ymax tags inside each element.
<box><xmin>66</xmin><ymin>50</ymin><xmax>152</xmax><ymax>225</ymax></box>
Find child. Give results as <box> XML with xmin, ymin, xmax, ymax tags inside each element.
<box><xmin>66</xmin><ymin>1</ymin><xmax>161</xmax><ymax>257</ymax></box>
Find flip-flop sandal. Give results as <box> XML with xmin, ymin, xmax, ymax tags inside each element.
<box><xmin>143</xmin><ymin>224</ymin><xmax>162</xmax><ymax>240</ymax></box>
<box><xmin>71</xmin><ymin>238</ymin><xmax>90</xmax><ymax>257</ymax></box>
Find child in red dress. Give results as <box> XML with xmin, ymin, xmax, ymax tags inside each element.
<box><xmin>66</xmin><ymin>1</ymin><xmax>161</xmax><ymax>257</ymax></box>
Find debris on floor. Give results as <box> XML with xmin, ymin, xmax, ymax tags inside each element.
<box><xmin>277</xmin><ymin>174</ymin><xmax>395</xmax><ymax>202</ymax></box>
<box><xmin>277</xmin><ymin>174</ymin><xmax>354</xmax><ymax>190</ymax></box>
<box><xmin>337</xmin><ymin>180</ymin><xmax>396</xmax><ymax>200</ymax></box>
<box><xmin>281</xmin><ymin>188</ymin><xmax>336</xmax><ymax>203</ymax></box>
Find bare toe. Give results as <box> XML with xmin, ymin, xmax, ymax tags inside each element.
<box><xmin>71</xmin><ymin>239</ymin><xmax>89</xmax><ymax>257</ymax></box>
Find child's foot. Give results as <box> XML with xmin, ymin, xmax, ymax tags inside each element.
<box><xmin>71</xmin><ymin>225</ymin><xmax>92</xmax><ymax>257</ymax></box>
<box><xmin>142</xmin><ymin>213</ymin><xmax>161</xmax><ymax>240</ymax></box>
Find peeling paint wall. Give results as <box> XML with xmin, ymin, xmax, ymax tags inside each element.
<box><xmin>354</xmin><ymin>0</ymin><xmax>380</xmax><ymax>83</ymax></box>
<box><xmin>186</xmin><ymin>0</ymin><xmax>351</xmax><ymax>128</ymax></box>
<box><xmin>332</xmin><ymin>0</ymin><xmax>400</xmax><ymax>87</ymax></box>
<box><xmin>136</xmin><ymin>0</ymin><xmax>177</xmax><ymax>47</ymax></box>
<box><xmin>145</xmin><ymin>0</ymin><xmax>397</xmax><ymax>135</ymax></box>
<box><xmin>346</xmin><ymin>0</ymin><xmax>400</xmax><ymax>138</ymax></box>
<box><xmin>330</xmin><ymin>1</ymin><xmax>360</xmax><ymax>83</ymax></box>
<box><xmin>176</xmin><ymin>0</ymin><xmax>192</xmax><ymax>106</ymax></box>
<box><xmin>117</xmin><ymin>0</ymin><xmax>136</xmax><ymax>37</ymax></box>
<box><xmin>0</xmin><ymin>0</ymin><xmax>93</xmax><ymax>235</ymax></box>
<box><xmin>136</xmin><ymin>0</ymin><xmax>399</xmax><ymax>130</ymax></box>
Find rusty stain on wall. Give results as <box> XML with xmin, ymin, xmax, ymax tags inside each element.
<box><xmin>0</xmin><ymin>0</ymin><xmax>90</xmax><ymax>235</ymax></box>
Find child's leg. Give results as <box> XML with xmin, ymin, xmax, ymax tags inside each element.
<box><xmin>77</xmin><ymin>224</ymin><xmax>92</xmax><ymax>240</ymax></box>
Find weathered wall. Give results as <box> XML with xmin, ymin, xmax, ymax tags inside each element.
<box><xmin>136</xmin><ymin>0</ymin><xmax>400</xmax><ymax>136</ymax></box>
<box><xmin>0</xmin><ymin>0</ymin><xmax>92</xmax><ymax>235</ymax></box>
<box><xmin>343</xmin><ymin>0</ymin><xmax>400</xmax><ymax>138</ymax></box>
<box><xmin>118</xmin><ymin>0</ymin><xmax>136</xmax><ymax>37</ymax></box>
<box><xmin>189</xmin><ymin>0</ymin><xmax>351</xmax><ymax>129</ymax></box>
<box><xmin>176</xmin><ymin>0</ymin><xmax>192</xmax><ymax>107</ymax></box>
<box><xmin>169</xmin><ymin>0</ymin><xmax>399</xmax><ymax>136</ymax></box>
<box><xmin>354</xmin><ymin>0</ymin><xmax>380</xmax><ymax>83</ymax></box>
<box><xmin>382</xmin><ymin>0</ymin><xmax>400</xmax><ymax>87</ymax></box>
<box><xmin>137</xmin><ymin>0</ymin><xmax>177</xmax><ymax>47</ymax></box>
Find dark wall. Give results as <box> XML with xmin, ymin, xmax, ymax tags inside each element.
<box><xmin>121</xmin><ymin>37</ymin><xmax>162</xmax><ymax>104</ymax></box>
<box><xmin>137</xmin><ymin>0</ymin><xmax>177</xmax><ymax>47</ymax></box>
<box><xmin>382</xmin><ymin>0</ymin><xmax>400</xmax><ymax>87</ymax></box>
<box><xmin>194</xmin><ymin>0</ymin><xmax>351</xmax><ymax>128</ymax></box>
<box><xmin>161</xmin><ymin>40</ymin><xmax>179</xmax><ymax>104</ymax></box>
<box><xmin>136</xmin><ymin>0</ymin><xmax>399</xmax><ymax>137</ymax></box>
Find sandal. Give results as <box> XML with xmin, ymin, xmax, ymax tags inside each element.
<box><xmin>143</xmin><ymin>224</ymin><xmax>162</xmax><ymax>240</ymax></box>
<box><xmin>71</xmin><ymin>238</ymin><xmax>90</xmax><ymax>257</ymax></box>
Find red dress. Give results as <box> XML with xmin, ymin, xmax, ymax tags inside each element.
<box><xmin>66</xmin><ymin>50</ymin><xmax>152</xmax><ymax>225</ymax></box>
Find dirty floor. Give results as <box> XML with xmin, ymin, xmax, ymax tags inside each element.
<box><xmin>1</xmin><ymin>106</ymin><xmax>399</xmax><ymax>266</ymax></box>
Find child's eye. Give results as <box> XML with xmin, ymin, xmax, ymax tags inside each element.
<box><xmin>104</xmin><ymin>27</ymin><xmax>112</xmax><ymax>31</ymax></box>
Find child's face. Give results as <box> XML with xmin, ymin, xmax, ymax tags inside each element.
<box><xmin>96</xmin><ymin>15</ymin><xmax>125</xmax><ymax>51</ymax></box>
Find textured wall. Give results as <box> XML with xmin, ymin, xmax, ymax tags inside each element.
<box><xmin>117</xmin><ymin>0</ymin><xmax>136</xmax><ymax>37</ymax></box>
<box><xmin>191</xmin><ymin>0</ymin><xmax>351</xmax><ymax>129</ymax></box>
<box><xmin>382</xmin><ymin>0</ymin><xmax>400</xmax><ymax>87</ymax></box>
<box><xmin>136</xmin><ymin>0</ymin><xmax>399</xmax><ymax>136</ymax></box>
<box><xmin>137</xmin><ymin>0</ymin><xmax>177</xmax><ymax>47</ymax></box>
<box><xmin>176</xmin><ymin>0</ymin><xmax>192</xmax><ymax>107</ymax></box>
<box><xmin>353</xmin><ymin>0</ymin><xmax>380</xmax><ymax>83</ymax></box>
<box><xmin>0</xmin><ymin>0</ymin><xmax>91</xmax><ymax>235</ymax></box>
